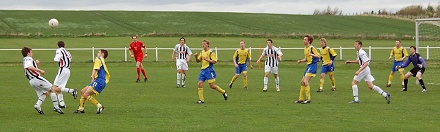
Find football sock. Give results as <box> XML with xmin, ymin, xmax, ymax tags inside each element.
<box><xmin>35</xmin><ymin>94</ymin><xmax>46</xmax><ymax>107</ymax></box>
<box><xmin>87</xmin><ymin>96</ymin><xmax>99</xmax><ymax>106</ymax></box>
<box><xmin>263</xmin><ymin>77</ymin><xmax>268</xmax><ymax>89</ymax></box>
<box><xmin>136</xmin><ymin>68</ymin><xmax>140</xmax><ymax>79</ymax></box>
<box><xmin>198</xmin><ymin>88</ymin><xmax>204</xmax><ymax>101</ymax></box>
<box><xmin>319</xmin><ymin>78</ymin><xmax>324</xmax><ymax>88</ymax></box>
<box><xmin>404</xmin><ymin>79</ymin><xmax>408</xmax><ymax>89</ymax></box>
<box><xmin>330</xmin><ymin>77</ymin><xmax>336</xmax><ymax>88</ymax></box>
<box><xmin>243</xmin><ymin>76</ymin><xmax>247</xmax><ymax>87</ymax></box>
<box><xmin>50</xmin><ymin>93</ymin><xmax>59</xmax><ymax>108</ymax></box>
<box><xmin>79</xmin><ymin>96</ymin><xmax>86</xmax><ymax>109</ymax></box>
<box><xmin>373</xmin><ymin>85</ymin><xmax>387</xmax><ymax>97</ymax></box>
<box><xmin>275</xmin><ymin>77</ymin><xmax>280</xmax><ymax>87</ymax></box>
<box><xmin>299</xmin><ymin>85</ymin><xmax>305</xmax><ymax>101</ymax></box>
<box><xmin>141</xmin><ymin>69</ymin><xmax>148</xmax><ymax>78</ymax></box>
<box><xmin>388</xmin><ymin>74</ymin><xmax>394</xmax><ymax>84</ymax></box>
<box><xmin>352</xmin><ymin>85</ymin><xmax>359</xmax><ymax>101</ymax></box>
<box><xmin>58</xmin><ymin>93</ymin><xmax>65</xmax><ymax>106</ymax></box>
<box><xmin>60</xmin><ymin>87</ymin><xmax>73</xmax><ymax>93</ymax></box>
<box><xmin>419</xmin><ymin>79</ymin><xmax>426</xmax><ymax>89</ymax></box>
<box><xmin>305</xmin><ymin>85</ymin><xmax>311</xmax><ymax>100</ymax></box>
<box><xmin>177</xmin><ymin>73</ymin><xmax>181</xmax><ymax>85</ymax></box>
<box><xmin>230</xmin><ymin>76</ymin><xmax>238</xmax><ymax>84</ymax></box>
<box><xmin>400</xmin><ymin>74</ymin><xmax>405</xmax><ymax>85</ymax></box>
<box><xmin>214</xmin><ymin>86</ymin><xmax>226</xmax><ymax>94</ymax></box>
<box><xmin>182</xmin><ymin>74</ymin><xmax>186</xmax><ymax>85</ymax></box>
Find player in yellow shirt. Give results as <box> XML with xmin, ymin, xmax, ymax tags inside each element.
<box><xmin>317</xmin><ymin>38</ymin><xmax>337</xmax><ymax>92</ymax></box>
<box><xmin>229</xmin><ymin>40</ymin><xmax>253</xmax><ymax>89</ymax></box>
<box><xmin>295</xmin><ymin>35</ymin><xmax>321</xmax><ymax>104</ymax></box>
<box><xmin>193</xmin><ymin>39</ymin><xmax>228</xmax><ymax>104</ymax></box>
<box><xmin>386</xmin><ymin>40</ymin><xmax>409</xmax><ymax>87</ymax></box>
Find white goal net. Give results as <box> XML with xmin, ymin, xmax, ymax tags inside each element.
<box><xmin>415</xmin><ymin>18</ymin><xmax>440</xmax><ymax>85</ymax></box>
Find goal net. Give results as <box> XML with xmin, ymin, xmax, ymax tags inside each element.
<box><xmin>415</xmin><ymin>18</ymin><xmax>440</xmax><ymax>85</ymax></box>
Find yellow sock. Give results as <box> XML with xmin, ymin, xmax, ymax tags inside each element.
<box><xmin>230</xmin><ymin>76</ymin><xmax>238</xmax><ymax>84</ymax></box>
<box><xmin>299</xmin><ymin>85</ymin><xmax>305</xmax><ymax>101</ymax></box>
<box><xmin>87</xmin><ymin>96</ymin><xmax>99</xmax><ymax>106</ymax></box>
<box><xmin>198</xmin><ymin>88</ymin><xmax>204</xmax><ymax>101</ymax></box>
<box><xmin>305</xmin><ymin>85</ymin><xmax>311</xmax><ymax>100</ymax></box>
<box><xmin>243</xmin><ymin>77</ymin><xmax>247</xmax><ymax>87</ymax></box>
<box><xmin>400</xmin><ymin>74</ymin><xmax>405</xmax><ymax>85</ymax></box>
<box><xmin>215</xmin><ymin>86</ymin><xmax>226</xmax><ymax>94</ymax></box>
<box><xmin>330</xmin><ymin>77</ymin><xmax>336</xmax><ymax>87</ymax></box>
<box><xmin>78</xmin><ymin>96</ymin><xmax>86</xmax><ymax>110</ymax></box>
<box><xmin>319</xmin><ymin>78</ymin><xmax>324</xmax><ymax>89</ymax></box>
<box><xmin>388</xmin><ymin>74</ymin><xmax>394</xmax><ymax>84</ymax></box>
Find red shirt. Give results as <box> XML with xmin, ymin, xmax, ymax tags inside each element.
<box><xmin>129</xmin><ymin>41</ymin><xmax>146</xmax><ymax>56</ymax></box>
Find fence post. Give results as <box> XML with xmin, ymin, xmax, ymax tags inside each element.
<box><xmin>92</xmin><ymin>47</ymin><xmax>95</xmax><ymax>62</ymax></box>
<box><xmin>215</xmin><ymin>47</ymin><xmax>218</xmax><ymax>59</ymax></box>
<box><xmin>249</xmin><ymin>47</ymin><xmax>252</xmax><ymax>60</ymax></box>
<box><xmin>339</xmin><ymin>46</ymin><xmax>342</xmax><ymax>60</ymax></box>
<box><xmin>368</xmin><ymin>46</ymin><xmax>372</xmax><ymax>60</ymax></box>
<box><xmin>124</xmin><ymin>47</ymin><xmax>127</xmax><ymax>62</ymax></box>
<box><xmin>155</xmin><ymin>47</ymin><xmax>158</xmax><ymax>62</ymax></box>
<box><xmin>427</xmin><ymin>46</ymin><xmax>429</xmax><ymax>60</ymax></box>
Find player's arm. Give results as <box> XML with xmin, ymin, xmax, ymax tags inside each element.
<box><xmin>401</xmin><ymin>48</ymin><xmax>409</xmax><ymax>61</ymax></box>
<box><xmin>274</xmin><ymin>47</ymin><xmax>284</xmax><ymax>60</ymax></box>
<box><xmin>329</xmin><ymin>48</ymin><xmax>337</xmax><ymax>65</ymax></box>
<box><xmin>186</xmin><ymin>48</ymin><xmax>192</xmax><ymax>62</ymax></box>
<box><xmin>232</xmin><ymin>50</ymin><xmax>238</xmax><ymax>66</ymax></box>
<box><xmin>90</xmin><ymin>58</ymin><xmax>101</xmax><ymax>81</ymax></box>
<box><xmin>398</xmin><ymin>58</ymin><xmax>411</xmax><ymax>69</ymax></box>
<box><xmin>388</xmin><ymin>49</ymin><xmax>394</xmax><ymax>60</ymax></box>
<box><xmin>26</xmin><ymin>65</ymin><xmax>45</xmax><ymax>75</ymax></box>
<box><xmin>194</xmin><ymin>53</ymin><xmax>201</xmax><ymax>63</ymax></box>
<box><xmin>419</xmin><ymin>56</ymin><xmax>426</xmax><ymax>68</ymax></box>
<box><xmin>297</xmin><ymin>58</ymin><xmax>307</xmax><ymax>64</ymax></box>
<box><xmin>204</xmin><ymin>52</ymin><xmax>217</xmax><ymax>64</ymax></box>
<box><xmin>54</xmin><ymin>49</ymin><xmax>61</xmax><ymax>62</ymax></box>
<box><xmin>247</xmin><ymin>50</ymin><xmax>253</xmax><ymax>69</ymax></box>
<box><xmin>345</xmin><ymin>59</ymin><xmax>359</xmax><ymax>64</ymax></box>
<box><xmin>128</xmin><ymin>47</ymin><xmax>134</xmax><ymax>58</ymax></box>
<box><xmin>256</xmin><ymin>49</ymin><xmax>266</xmax><ymax>64</ymax></box>
<box><xmin>356</xmin><ymin>60</ymin><xmax>369</xmax><ymax>74</ymax></box>
<box><xmin>309</xmin><ymin>47</ymin><xmax>321</xmax><ymax>58</ymax></box>
<box><xmin>143</xmin><ymin>44</ymin><xmax>148</xmax><ymax>58</ymax></box>
<box><xmin>172</xmin><ymin>49</ymin><xmax>176</xmax><ymax>61</ymax></box>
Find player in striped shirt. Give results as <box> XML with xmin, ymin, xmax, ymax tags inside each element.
<box><xmin>52</xmin><ymin>41</ymin><xmax>78</xmax><ymax>108</ymax></box>
<box><xmin>256</xmin><ymin>39</ymin><xmax>283</xmax><ymax>92</ymax></box>
<box><xmin>229</xmin><ymin>40</ymin><xmax>253</xmax><ymax>89</ymax></box>
<box><xmin>386</xmin><ymin>40</ymin><xmax>409</xmax><ymax>87</ymax></box>
<box><xmin>22</xmin><ymin>47</ymin><xmax>64</xmax><ymax>114</ymax></box>
<box><xmin>295</xmin><ymin>35</ymin><xmax>321</xmax><ymax>104</ymax></box>
<box><xmin>317</xmin><ymin>38</ymin><xmax>337</xmax><ymax>92</ymax></box>
<box><xmin>172</xmin><ymin>37</ymin><xmax>192</xmax><ymax>88</ymax></box>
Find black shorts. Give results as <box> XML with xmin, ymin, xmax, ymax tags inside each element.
<box><xmin>410</xmin><ymin>67</ymin><xmax>425</xmax><ymax>77</ymax></box>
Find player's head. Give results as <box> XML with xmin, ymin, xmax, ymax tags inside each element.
<box><xmin>240</xmin><ymin>40</ymin><xmax>246</xmax><ymax>48</ymax></box>
<box><xmin>304</xmin><ymin>34</ymin><xmax>314</xmax><ymax>45</ymax></box>
<box><xmin>57</xmin><ymin>41</ymin><xmax>65</xmax><ymax>48</ymax></box>
<box><xmin>355</xmin><ymin>40</ymin><xmax>363</xmax><ymax>50</ymax></box>
<box><xmin>99</xmin><ymin>49</ymin><xmax>108</xmax><ymax>59</ymax></box>
<box><xmin>266</xmin><ymin>39</ymin><xmax>273</xmax><ymax>47</ymax></box>
<box><xmin>410</xmin><ymin>46</ymin><xmax>416</xmax><ymax>54</ymax></box>
<box><xmin>132</xmin><ymin>36</ymin><xmax>138</xmax><ymax>42</ymax></box>
<box><xmin>395</xmin><ymin>39</ymin><xmax>401</xmax><ymax>47</ymax></box>
<box><xmin>180</xmin><ymin>37</ymin><xmax>186</xmax><ymax>45</ymax></box>
<box><xmin>202</xmin><ymin>39</ymin><xmax>210</xmax><ymax>48</ymax></box>
<box><xmin>320</xmin><ymin>38</ymin><xmax>327</xmax><ymax>47</ymax></box>
<box><xmin>21</xmin><ymin>47</ymin><xmax>32</xmax><ymax>57</ymax></box>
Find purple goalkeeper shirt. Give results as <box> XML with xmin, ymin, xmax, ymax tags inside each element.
<box><xmin>401</xmin><ymin>53</ymin><xmax>426</xmax><ymax>68</ymax></box>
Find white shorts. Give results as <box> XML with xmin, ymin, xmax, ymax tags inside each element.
<box><xmin>353</xmin><ymin>67</ymin><xmax>375</xmax><ymax>82</ymax></box>
<box><xmin>264</xmin><ymin>65</ymin><xmax>278</xmax><ymax>74</ymax></box>
<box><xmin>176</xmin><ymin>59</ymin><xmax>188</xmax><ymax>70</ymax></box>
<box><xmin>29</xmin><ymin>76</ymin><xmax>52</xmax><ymax>97</ymax></box>
<box><xmin>54</xmin><ymin>68</ymin><xmax>70</xmax><ymax>87</ymax></box>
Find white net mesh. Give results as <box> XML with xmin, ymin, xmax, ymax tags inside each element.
<box><xmin>416</xmin><ymin>19</ymin><xmax>440</xmax><ymax>85</ymax></box>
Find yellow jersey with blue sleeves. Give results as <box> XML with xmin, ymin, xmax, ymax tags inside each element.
<box><xmin>320</xmin><ymin>46</ymin><xmax>337</xmax><ymax>65</ymax></box>
<box><xmin>233</xmin><ymin>48</ymin><xmax>250</xmax><ymax>64</ymax></box>
<box><xmin>93</xmin><ymin>57</ymin><xmax>110</xmax><ymax>83</ymax></box>
<box><xmin>390</xmin><ymin>46</ymin><xmax>408</xmax><ymax>61</ymax></box>
<box><xmin>304</xmin><ymin>45</ymin><xmax>320</xmax><ymax>64</ymax></box>
<box><xmin>197</xmin><ymin>49</ymin><xmax>217</xmax><ymax>69</ymax></box>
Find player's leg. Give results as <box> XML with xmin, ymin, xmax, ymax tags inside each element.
<box><xmin>209</xmin><ymin>80</ymin><xmax>227</xmax><ymax>100</ymax></box>
<box><xmin>197</xmin><ymin>71</ymin><xmax>206</xmax><ymax>103</ymax></box>
<box><xmin>387</xmin><ymin>62</ymin><xmax>398</xmax><ymax>87</ymax></box>
<box><xmin>366</xmin><ymin>77</ymin><xmax>390</xmax><ymax>104</ymax></box>
<box><xmin>398</xmin><ymin>67</ymin><xmax>405</xmax><ymax>87</ymax></box>
<box><xmin>415</xmin><ymin>69</ymin><xmax>427</xmax><ymax>92</ymax></box>
<box><xmin>350</xmin><ymin>79</ymin><xmax>360</xmax><ymax>103</ymax></box>
<box><xmin>75</xmin><ymin>86</ymin><xmax>89</xmax><ymax>113</ymax></box>
<box><xmin>82</xmin><ymin>86</ymin><xmax>104</xmax><ymax>114</ymax></box>
<box><xmin>328</xmin><ymin>72</ymin><xmax>336</xmax><ymax>91</ymax></box>
<box><xmin>31</xmin><ymin>81</ymin><xmax>47</xmax><ymax>114</ymax></box>
<box><xmin>176</xmin><ymin>67</ymin><xmax>182</xmax><ymax>87</ymax></box>
<box><xmin>295</xmin><ymin>76</ymin><xmax>306</xmax><ymax>103</ymax></box>
<box><xmin>135</xmin><ymin>60</ymin><xmax>141</xmax><ymax>82</ymax></box>
<box><xmin>36</xmin><ymin>77</ymin><xmax>63</xmax><ymax>114</ymax></box>
<box><xmin>229</xmin><ymin>66</ymin><xmax>241</xmax><ymax>88</ymax></box>
<box><xmin>242</xmin><ymin>70</ymin><xmax>248</xmax><ymax>89</ymax></box>
<box><xmin>139</xmin><ymin>62</ymin><xmax>148</xmax><ymax>81</ymax></box>
<box><xmin>302</xmin><ymin>76</ymin><xmax>312</xmax><ymax>102</ymax></box>
<box><xmin>318</xmin><ymin>65</ymin><xmax>327</xmax><ymax>92</ymax></box>
<box><xmin>263</xmin><ymin>66</ymin><xmax>270</xmax><ymax>91</ymax></box>
<box><xmin>53</xmin><ymin>69</ymin><xmax>77</xmax><ymax>108</ymax></box>
<box><xmin>402</xmin><ymin>69</ymin><xmax>416</xmax><ymax>91</ymax></box>
<box><xmin>181</xmin><ymin>61</ymin><xmax>188</xmax><ymax>87</ymax></box>
<box><xmin>273</xmin><ymin>67</ymin><xmax>280</xmax><ymax>91</ymax></box>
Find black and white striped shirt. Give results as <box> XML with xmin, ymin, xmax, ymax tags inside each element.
<box><xmin>54</xmin><ymin>47</ymin><xmax>72</xmax><ymax>69</ymax></box>
<box><xmin>23</xmin><ymin>57</ymin><xmax>40</xmax><ymax>79</ymax></box>
<box><xmin>262</xmin><ymin>46</ymin><xmax>283</xmax><ymax>67</ymax></box>
<box><xmin>173</xmin><ymin>44</ymin><xmax>192</xmax><ymax>59</ymax></box>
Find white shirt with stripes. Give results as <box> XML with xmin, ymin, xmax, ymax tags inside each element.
<box><xmin>262</xmin><ymin>46</ymin><xmax>283</xmax><ymax>67</ymax></box>
<box><xmin>173</xmin><ymin>44</ymin><xmax>192</xmax><ymax>59</ymax></box>
<box><xmin>23</xmin><ymin>57</ymin><xmax>40</xmax><ymax>78</ymax></box>
<box><xmin>54</xmin><ymin>47</ymin><xmax>72</xmax><ymax>69</ymax></box>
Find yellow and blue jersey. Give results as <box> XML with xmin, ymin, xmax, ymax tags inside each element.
<box><xmin>390</xmin><ymin>46</ymin><xmax>409</xmax><ymax>61</ymax></box>
<box><xmin>197</xmin><ymin>49</ymin><xmax>217</xmax><ymax>69</ymax></box>
<box><xmin>233</xmin><ymin>48</ymin><xmax>250</xmax><ymax>65</ymax></box>
<box><xmin>93</xmin><ymin>57</ymin><xmax>110</xmax><ymax>83</ymax></box>
<box><xmin>320</xmin><ymin>46</ymin><xmax>337</xmax><ymax>65</ymax></box>
<box><xmin>304</xmin><ymin>45</ymin><xmax>320</xmax><ymax>64</ymax></box>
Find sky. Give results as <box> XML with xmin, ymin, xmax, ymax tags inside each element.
<box><xmin>0</xmin><ymin>0</ymin><xmax>438</xmax><ymax>15</ymax></box>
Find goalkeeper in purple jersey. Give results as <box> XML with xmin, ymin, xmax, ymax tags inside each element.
<box><xmin>396</xmin><ymin>46</ymin><xmax>427</xmax><ymax>92</ymax></box>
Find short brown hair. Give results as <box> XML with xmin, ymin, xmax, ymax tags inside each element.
<box><xmin>202</xmin><ymin>39</ymin><xmax>210</xmax><ymax>45</ymax></box>
<box><xmin>101</xmin><ymin>49</ymin><xmax>108</xmax><ymax>59</ymax></box>
<box><xmin>267</xmin><ymin>39</ymin><xmax>273</xmax><ymax>43</ymax></box>
<box><xmin>320</xmin><ymin>38</ymin><xmax>327</xmax><ymax>44</ymax></box>
<box><xmin>355</xmin><ymin>40</ymin><xmax>363</xmax><ymax>46</ymax></box>
<box><xmin>21</xmin><ymin>47</ymin><xmax>31</xmax><ymax>57</ymax></box>
<box><xmin>396</xmin><ymin>39</ymin><xmax>401</xmax><ymax>43</ymax></box>
<box><xmin>305</xmin><ymin>34</ymin><xmax>314</xmax><ymax>44</ymax></box>
<box><xmin>180</xmin><ymin>37</ymin><xmax>186</xmax><ymax>42</ymax></box>
<box><xmin>57</xmin><ymin>41</ymin><xmax>65</xmax><ymax>48</ymax></box>
<box><xmin>410</xmin><ymin>46</ymin><xmax>416</xmax><ymax>51</ymax></box>
<box><xmin>132</xmin><ymin>36</ymin><xmax>138</xmax><ymax>39</ymax></box>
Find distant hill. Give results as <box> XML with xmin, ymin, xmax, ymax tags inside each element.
<box><xmin>0</xmin><ymin>10</ymin><xmax>415</xmax><ymax>39</ymax></box>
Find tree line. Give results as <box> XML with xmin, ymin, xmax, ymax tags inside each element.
<box><xmin>314</xmin><ymin>4</ymin><xmax>440</xmax><ymax>18</ymax></box>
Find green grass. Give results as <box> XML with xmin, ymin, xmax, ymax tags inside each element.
<box><xmin>0</xmin><ymin>10</ymin><xmax>415</xmax><ymax>38</ymax></box>
<box><xmin>0</xmin><ymin>60</ymin><xmax>439</xmax><ymax>131</ymax></box>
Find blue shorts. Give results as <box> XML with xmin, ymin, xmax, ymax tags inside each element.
<box><xmin>321</xmin><ymin>64</ymin><xmax>334</xmax><ymax>74</ymax></box>
<box><xmin>392</xmin><ymin>61</ymin><xmax>404</xmax><ymax>72</ymax></box>
<box><xmin>303</xmin><ymin>63</ymin><xmax>318</xmax><ymax>76</ymax></box>
<box><xmin>88</xmin><ymin>79</ymin><xmax>106</xmax><ymax>93</ymax></box>
<box><xmin>198</xmin><ymin>67</ymin><xmax>217</xmax><ymax>82</ymax></box>
<box><xmin>235</xmin><ymin>64</ymin><xmax>247</xmax><ymax>74</ymax></box>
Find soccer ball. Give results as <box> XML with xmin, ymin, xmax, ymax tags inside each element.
<box><xmin>48</xmin><ymin>18</ymin><xmax>59</xmax><ymax>28</ymax></box>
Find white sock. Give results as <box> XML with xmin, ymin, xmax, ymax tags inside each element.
<box><xmin>58</xmin><ymin>93</ymin><xmax>65</xmax><ymax>106</ymax></box>
<box><xmin>97</xmin><ymin>103</ymin><xmax>102</xmax><ymax>108</ymax></box>
<box><xmin>263</xmin><ymin>77</ymin><xmax>268</xmax><ymax>89</ymax></box>
<box><xmin>275</xmin><ymin>77</ymin><xmax>280</xmax><ymax>86</ymax></box>
<box><xmin>373</xmin><ymin>85</ymin><xmax>387</xmax><ymax>97</ymax></box>
<box><xmin>182</xmin><ymin>74</ymin><xmax>186</xmax><ymax>85</ymax></box>
<box><xmin>35</xmin><ymin>94</ymin><xmax>46</xmax><ymax>107</ymax></box>
<box><xmin>50</xmin><ymin>93</ymin><xmax>59</xmax><ymax>108</ymax></box>
<box><xmin>352</xmin><ymin>85</ymin><xmax>359</xmax><ymax>101</ymax></box>
<box><xmin>177</xmin><ymin>73</ymin><xmax>181</xmax><ymax>85</ymax></box>
<box><xmin>60</xmin><ymin>87</ymin><xmax>72</xmax><ymax>93</ymax></box>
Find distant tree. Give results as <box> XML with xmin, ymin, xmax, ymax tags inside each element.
<box><xmin>313</xmin><ymin>6</ymin><xmax>343</xmax><ymax>15</ymax></box>
<box><xmin>397</xmin><ymin>5</ymin><xmax>425</xmax><ymax>16</ymax></box>
<box><xmin>426</xmin><ymin>3</ymin><xmax>435</xmax><ymax>17</ymax></box>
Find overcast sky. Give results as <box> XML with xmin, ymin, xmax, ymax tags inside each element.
<box><xmin>0</xmin><ymin>0</ymin><xmax>438</xmax><ymax>14</ymax></box>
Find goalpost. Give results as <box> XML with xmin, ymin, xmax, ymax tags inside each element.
<box><xmin>415</xmin><ymin>18</ymin><xmax>440</xmax><ymax>85</ymax></box>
